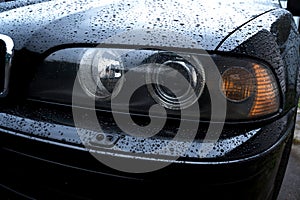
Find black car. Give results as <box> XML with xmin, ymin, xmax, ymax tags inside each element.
<box><xmin>0</xmin><ymin>0</ymin><xmax>300</xmax><ymax>199</ymax></box>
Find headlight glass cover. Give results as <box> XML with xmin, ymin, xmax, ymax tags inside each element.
<box><xmin>28</xmin><ymin>48</ymin><xmax>280</xmax><ymax>121</ymax></box>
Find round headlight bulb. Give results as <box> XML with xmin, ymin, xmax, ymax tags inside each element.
<box><xmin>78</xmin><ymin>49</ymin><xmax>125</xmax><ymax>100</ymax></box>
<box><xmin>147</xmin><ymin>57</ymin><xmax>205</xmax><ymax>110</ymax></box>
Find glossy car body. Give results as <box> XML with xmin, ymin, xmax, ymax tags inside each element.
<box><xmin>0</xmin><ymin>0</ymin><xmax>300</xmax><ymax>199</ymax></box>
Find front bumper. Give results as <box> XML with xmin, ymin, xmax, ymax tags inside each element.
<box><xmin>0</xmin><ymin>105</ymin><xmax>296</xmax><ymax>199</ymax></box>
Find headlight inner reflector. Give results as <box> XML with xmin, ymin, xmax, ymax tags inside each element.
<box><xmin>146</xmin><ymin>57</ymin><xmax>206</xmax><ymax>110</ymax></box>
<box><xmin>79</xmin><ymin>49</ymin><xmax>125</xmax><ymax>100</ymax></box>
<box><xmin>222</xmin><ymin>67</ymin><xmax>255</xmax><ymax>102</ymax></box>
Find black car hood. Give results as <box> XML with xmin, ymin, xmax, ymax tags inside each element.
<box><xmin>0</xmin><ymin>0</ymin><xmax>280</xmax><ymax>52</ymax></box>
<box><xmin>0</xmin><ymin>0</ymin><xmax>51</xmax><ymax>13</ymax></box>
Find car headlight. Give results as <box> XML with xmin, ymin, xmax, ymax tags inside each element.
<box><xmin>0</xmin><ymin>34</ymin><xmax>14</xmax><ymax>97</ymax></box>
<box><xmin>78</xmin><ymin>49</ymin><xmax>205</xmax><ymax>110</ymax></box>
<box><xmin>145</xmin><ymin>52</ymin><xmax>206</xmax><ymax>110</ymax></box>
<box><xmin>78</xmin><ymin>49</ymin><xmax>126</xmax><ymax>101</ymax></box>
<box><xmin>28</xmin><ymin>48</ymin><xmax>280</xmax><ymax>121</ymax></box>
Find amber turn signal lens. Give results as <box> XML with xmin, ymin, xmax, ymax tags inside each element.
<box><xmin>249</xmin><ymin>64</ymin><xmax>279</xmax><ymax>117</ymax></box>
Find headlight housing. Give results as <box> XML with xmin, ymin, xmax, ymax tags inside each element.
<box><xmin>28</xmin><ymin>48</ymin><xmax>280</xmax><ymax>121</ymax></box>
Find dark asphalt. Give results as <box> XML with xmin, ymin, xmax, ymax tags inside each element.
<box><xmin>278</xmin><ymin>144</ymin><xmax>300</xmax><ymax>199</ymax></box>
<box><xmin>278</xmin><ymin>109</ymin><xmax>300</xmax><ymax>200</ymax></box>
